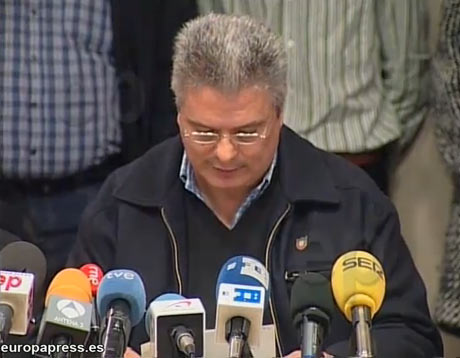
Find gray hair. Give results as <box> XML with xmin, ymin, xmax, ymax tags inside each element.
<box><xmin>171</xmin><ymin>13</ymin><xmax>287</xmax><ymax>111</ymax></box>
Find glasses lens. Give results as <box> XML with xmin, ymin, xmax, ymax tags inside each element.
<box><xmin>234</xmin><ymin>133</ymin><xmax>260</xmax><ymax>145</ymax></box>
<box><xmin>191</xmin><ymin>132</ymin><xmax>218</xmax><ymax>144</ymax></box>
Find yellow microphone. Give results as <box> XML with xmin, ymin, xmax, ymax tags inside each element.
<box><xmin>331</xmin><ymin>251</ymin><xmax>386</xmax><ymax>358</ymax></box>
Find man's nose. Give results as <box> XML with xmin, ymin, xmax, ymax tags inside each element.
<box><xmin>215</xmin><ymin>136</ymin><xmax>238</xmax><ymax>163</ymax></box>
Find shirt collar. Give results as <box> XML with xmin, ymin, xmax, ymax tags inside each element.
<box><xmin>179</xmin><ymin>151</ymin><xmax>278</xmax><ymax>228</ymax></box>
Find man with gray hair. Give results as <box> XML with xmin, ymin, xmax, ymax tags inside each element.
<box><xmin>68</xmin><ymin>13</ymin><xmax>442</xmax><ymax>357</ymax></box>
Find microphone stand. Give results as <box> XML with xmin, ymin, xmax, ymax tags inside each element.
<box><xmin>350</xmin><ymin>307</ymin><xmax>374</xmax><ymax>358</ymax></box>
<box><xmin>100</xmin><ymin>300</ymin><xmax>130</xmax><ymax>358</ymax></box>
<box><xmin>242</xmin><ymin>341</ymin><xmax>254</xmax><ymax>358</ymax></box>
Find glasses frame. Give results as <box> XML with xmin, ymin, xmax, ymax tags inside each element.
<box><xmin>181</xmin><ymin>117</ymin><xmax>274</xmax><ymax>146</ymax></box>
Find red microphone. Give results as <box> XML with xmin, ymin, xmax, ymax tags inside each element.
<box><xmin>80</xmin><ymin>264</ymin><xmax>104</xmax><ymax>347</ymax></box>
<box><xmin>80</xmin><ymin>264</ymin><xmax>104</xmax><ymax>298</ymax></box>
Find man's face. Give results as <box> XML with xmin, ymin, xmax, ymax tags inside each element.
<box><xmin>177</xmin><ymin>85</ymin><xmax>282</xmax><ymax>192</ymax></box>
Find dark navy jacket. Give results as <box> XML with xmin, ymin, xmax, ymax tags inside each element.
<box><xmin>68</xmin><ymin>126</ymin><xmax>443</xmax><ymax>357</ymax></box>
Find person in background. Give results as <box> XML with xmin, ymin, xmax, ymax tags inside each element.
<box><xmin>0</xmin><ymin>0</ymin><xmax>197</xmax><ymax>284</ymax></box>
<box><xmin>68</xmin><ymin>13</ymin><xmax>442</xmax><ymax>358</ymax></box>
<box><xmin>432</xmin><ymin>0</ymin><xmax>460</xmax><ymax>339</ymax></box>
<box><xmin>198</xmin><ymin>0</ymin><xmax>430</xmax><ymax>194</ymax></box>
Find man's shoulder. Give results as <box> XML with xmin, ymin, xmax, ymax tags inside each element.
<box><xmin>321</xmin><ymin>150</ymin><xmax>382</xmax><ymax>193</ymax></box>
<box><xmin>282</xmin><ymin>127</ymin><xmax>388</xmax><ymax>204</ymax></box>
<box><xmin>111</xmin><ymin>136</ymin><xmax>181</xmax><ymax>184</ymax></box>
<box><xmin>91</xmin><ymin>136</ymin><xmax>182</xmax><ymax>207</ymax></box>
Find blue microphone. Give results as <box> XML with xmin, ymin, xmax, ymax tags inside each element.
<box><xmin>145</xmin><ymin>293</ymin><xmax>205</xmax><ymax>358</ymax></box>
<box><xmin>97</xmin><ymin>269</ymin><xmax>146</xmax><ymax>358</ymax></box>
<box><xmin>215</xmin><ymin>256</ymin><xmax>270</xmax><ymax>358</ymax></box>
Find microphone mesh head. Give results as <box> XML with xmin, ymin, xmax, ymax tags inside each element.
<box><xmin>0</xmin><ymin>228</ymin><xmax>20</xmax><ymax>250</ymax></box>
<box><xmin>46</xmin><ymin>268</ymin><xmax>93</xmax><ymax>306</ymax></box>
<box><xmin>97</xmin><ymin>269</ymin><xmax>147</xmax><ymax>326</ymax></box>
<box><xmin>80</xmin><ymin>263</ymin><xmax>104</xmax><ymax>297</ymax></box>
<box><xmin>216</xmin><ymin>256</ymin><xmax>270</xmax><ymax>307</ymax></box>
<box><xmin>331</xmin><ymin>250</ymin><xmax>386</xmax><ymax>321</ymax></box>
<box><xmin>0</xmin><ymin>241</ymin><xmax>47</xmax><ymax>291</ymax></box>
<box><xmin>290</xmin><ymin>272</ymin><xmax>334</xmax><ymax>330</ymax></box>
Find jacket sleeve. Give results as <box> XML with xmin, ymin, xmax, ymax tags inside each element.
<box><xmin>327</xmin><ymin>193</ymin><xmax>443</xmax><ymax>357</ymax></box>
<box><xmin>66</xmin><ymin>174</ymin><xmax>119</xmax><ymax>273</ymax></box>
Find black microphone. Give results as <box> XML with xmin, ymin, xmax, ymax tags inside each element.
<box><xmin>0</xmin><ymin>242</ymin><xmax>47</xmax><ymax>342</ymax></box>
<box><xmin>0</xmin><ymin>228</ymin><xmax>20</xmax><ymax>251</ymax></box>
<box><xmin>0</xmin><ymin>241</ymin><xmax>47</xmax><ymax>290</ymax></box>
<box><xmin>290</xmin><ymin>272</ymin><xmax>334</xmax><ymax>358</ymax></box>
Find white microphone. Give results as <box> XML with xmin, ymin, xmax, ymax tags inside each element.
<box><xmin>214</xmin><ymin>256</ymin><xmax>269</xmax><ymax>358</ymax></box>
<box><xmin>0</xmin><ymin>270</ymin><xmax>34</xmax><ymax>340</ymax></box>
<box><xmin>145</xmin><ymin>293</ymin><xmax>206</xmax><ymax>358</ymax></box>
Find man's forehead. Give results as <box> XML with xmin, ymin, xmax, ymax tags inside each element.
<box><xmin>182</xmin><ymin>85</ymin><xmax>272</xmax><ymax>106</ymax></box>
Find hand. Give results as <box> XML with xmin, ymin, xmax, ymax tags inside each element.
<box><xmin>284</xmin><ymin>351</ymin><xmax>300</xmax><ymax>358</ymax></box>
<box><xmin>124</xmin><ymin>347</ymin><xmax>141</xmax><ymax>358</ymax></box>
<box><xmin>284</xmin><ymin>351</ymin><xmax>334</xmax><ymax>358</ymax></box>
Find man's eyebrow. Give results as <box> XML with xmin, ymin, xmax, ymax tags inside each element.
<box><xmin>236</xmin><ymin>120</ymin><xmax>266</xmax><ymax>130</ymax></box>
<box><xmin>186</xmin><ymin>118</ymin><xmax>214</xmax><ymax>129</ymax></box>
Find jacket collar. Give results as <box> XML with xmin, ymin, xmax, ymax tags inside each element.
<box><xmin>113</xmin><ymin>126</ymin><xmax>340</xmax><ymax>207</ymax></box>
<box><xmin>277</xmin><ymin>126</ymin><xmax>340</xmax><ymax>204</ymax></box>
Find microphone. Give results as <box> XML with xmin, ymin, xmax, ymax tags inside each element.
<box><xmin>97</xmin><ymin>269</ymin><xmax>146</xmax><ymax>358</ymax></box>
<box><xmin>331</xmin><ymin>250</ymin><xmax>386</xmax><ymax>358</ymax></box>
<box><xmin>80</xmin><ymin>264</ymin><xmax>104</xmax><ymax>299</ymax></box>
<box><xmin>290</xmin><ymin>272</ymin><xmax>334</xmax><ymax>358</ymax></box>
<box><xmin>0</xmin><ymin>241</ymin><xmax>47</xmax><ymax>291</ymax></box>
<box><xmin>0</xmin><ymin>228</ymin><xmax>19</xmax><ymax>251</ymax></box>
<box><xmin>215</xmin><ymin>256</ymin><xmax>270</xmax><ymax>358</ymax></box>
<box><xmin>36</xmin><ymin>268</ymin><xmax>93</xmax><ymax>357</ymax></box>
<box><xmin>0</xmin><ymin>270</ymin><xmax>34</xmax><ymax>341</ymax></box>
<box><xmin>0</xmin><ymin>242</ymin><xmax>46</xmax><ymax>341</ymax></box>
<box><xmin>80</xmin><ymin>264</ymin><xmax>104</xmax><ymax>348</ymax></box>
<box><xmin>145</xmin><ymin>293</ymin><xmax>205</xmax><ymax>358</ymax></box>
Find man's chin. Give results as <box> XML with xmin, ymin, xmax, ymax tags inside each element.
<box><xmin>208</xmin><ymin>178</ymin><xmax>244</xmax><ymax>190</ymax></box>
<box><xmin>206</xmin><ymin>173</ymin><xmax>248</xmax><ymax>191</ymax></box>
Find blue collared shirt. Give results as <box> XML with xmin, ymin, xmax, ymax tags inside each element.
<box><xmin>0</xmin><ymin>1</ymin><xmax>121</xmax><ymax>179</ymax></box>
<box><xmin>179</xmin><ymin>152</ymin><xmax>277</xmax><ymax>229</ymax></box>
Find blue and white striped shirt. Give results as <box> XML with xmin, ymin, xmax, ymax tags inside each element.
<box><xmin>179</xmin><ymin>152</ymin><xmax>277</xmax><ymax>229</ymax></box>
<box><xmin>0</xmin><ymin>0</ymin><xmax>121</xmax><ymax>179</ymax></box>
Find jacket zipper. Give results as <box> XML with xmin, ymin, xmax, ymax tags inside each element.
<box><xmin>265</xmin><ymin>203</ymin><xmax>291</xmax><ymax>357</ymax></box>
<box><xmin>162</xmin><ymin>204</ymin><xmax>291</xmax><ymax>354</ymax></box>
<box><xmin>161</xmin><ymin>207</ymin><xmax>183</xmax><ymax>294</ymax></box>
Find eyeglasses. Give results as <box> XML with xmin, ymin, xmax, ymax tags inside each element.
<box><xmin>182</xmin><ymin>119</ymin><xmax>273</xmax><ymax>146</ymax></box>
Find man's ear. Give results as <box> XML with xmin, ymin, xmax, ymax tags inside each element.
<box><xmin>275</xmin><ymin>106</ymin><xmax>284</xmax><ymax>126</ymax></box>
<box><xmin>277</xmin><ymin>113</ymin><xmax>284</xmax><ymax>128</ymax></box>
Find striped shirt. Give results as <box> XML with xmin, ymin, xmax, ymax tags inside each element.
<box><xmin>0</xmin><ymin>1</ymin><xmax>121</xmax><ymax>179</ymax></box>
<box><xmin>197</xmin><ymin>0</ymin><xmax>429</xmax><ymax>152</ymax></box>
<box><xmin>179</xmin><ymin>152</ymin><xmax>277</xmax><ymax>229</ymax></box>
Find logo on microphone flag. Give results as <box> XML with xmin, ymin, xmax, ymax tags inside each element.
<box><xmin>57</xmin><ymin>299</ymin><xmax>86</xmax><ymax>319</ymax></box>
<box><xmin>234</xmin><ymin>288</ymin><xmax>262</xmax><ymax>304</ymax></box>
<box><xmin>165</xmin><ymin>300</ymin><xmax>193</xmax><ymax>309</ymax></box>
